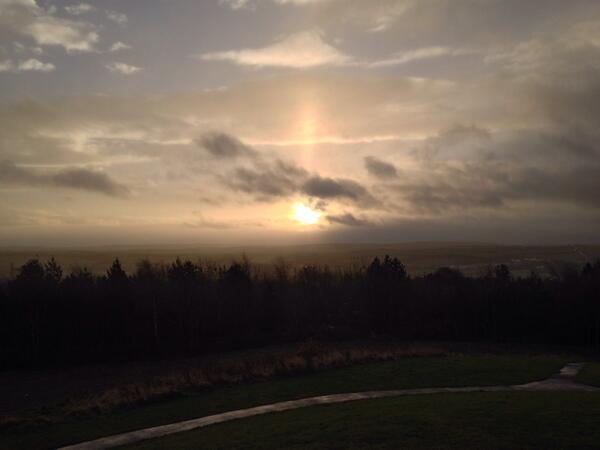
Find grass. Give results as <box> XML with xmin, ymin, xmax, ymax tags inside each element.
<box><xmin>122</xmin><ymin>391</ymin><xmax>600</xmax><ymax>450</ymax></box>
<box><xmin>1</xmin><ymin>342</ymin><xmax>447</xmax><ymax>425</ymax></box>
<box><xmin>0</xmin><ymin>354</ymin><xmax>568</xmax><ymax>450</ymax></box>
<box><xmin>576</xmin><ymin>362</ymin><xmax>600</xmax><ymax>387</ymax></box>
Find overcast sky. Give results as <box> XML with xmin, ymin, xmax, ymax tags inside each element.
<box><xmin>1</xmin><ymin>0</ymin><xmax>599</xmax><ymax>246</ymax></box>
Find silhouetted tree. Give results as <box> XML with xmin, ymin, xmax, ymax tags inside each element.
<box><xmin>2</xmin><ymin>255</ymin><xmax>600</xmax><ymax>369</ymax></box>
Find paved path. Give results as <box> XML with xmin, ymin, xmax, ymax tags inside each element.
<box><xmin>58</xmin><ymin>363</ymin><xmax>599</xmax><ymax>450</ymax></box>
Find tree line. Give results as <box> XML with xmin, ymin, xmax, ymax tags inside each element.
<box><xmin>1</xmin><ymin>255</ymin><xmax>599</xmax><ymax>369</ymax></box>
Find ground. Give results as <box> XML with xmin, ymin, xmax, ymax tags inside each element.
<box><xmin>0</xmin><ymin>351</ymin><xmax>583</xmax><ymax>450</ymax></box>
<box><xmin>121</xmin><ymin>392</ymin><xmax>600</xmax><ymax>450</ymax></box>
<box><xmin>576</xmin><ymin>362</ymin><xmax>600</xmax><ymax>386</ymax></box>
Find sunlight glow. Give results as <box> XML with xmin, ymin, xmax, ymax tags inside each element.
<box><xmin>293</xmin><ymin>203</ymin><xmax>321</xmax><ymax>225</ymax></box>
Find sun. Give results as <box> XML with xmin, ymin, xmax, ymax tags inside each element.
<box><xmin>293</xmin><ymin>203</ymin><xmax>321</xmax><ymax>225</ymax></box>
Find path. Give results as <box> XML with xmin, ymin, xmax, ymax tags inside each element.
<box><xmin>58</xmin><ymin>363</ymin><xmax>599</xmax><ymax>450</ymax></box>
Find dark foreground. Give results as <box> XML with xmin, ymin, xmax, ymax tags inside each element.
<box><xmin>3</xmin><ymin>351</ymin><xmax>600</xmax><ymax>450</ymax></box>
<box><xmin>123</xmin><ymin>392</ymin><xmax>600</xmax><ymax>450</ymax></box>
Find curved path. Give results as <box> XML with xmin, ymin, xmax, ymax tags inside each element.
<box><xmin>59</xmin><ymin>363</ymin><xmax>599</xmax><ymax>450</ymax></box>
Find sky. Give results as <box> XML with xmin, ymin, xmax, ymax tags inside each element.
<box><xmin>0</xmin><ymin>0</ymin><xmax>600</xmax><ymax>246</ymax></box>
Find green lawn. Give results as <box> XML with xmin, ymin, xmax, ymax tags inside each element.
<box><xmin>0</xmin><ymin>354</ymin><xmax>568</xmax><ymax>450</ymax></box>
<box><xmin>576</xmin><ymin>362</ymin><xmax>600</xmax><ymax>387</ymax></box>
<box><xmin>122</xmin><ymin>392</ymin><xmax>600</xmax><ymax>450</ymax></box>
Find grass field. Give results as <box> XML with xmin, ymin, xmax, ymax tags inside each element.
<box><xmin>0</xmin><ymin>354</ymin><xmax>569</xmax><ymax>450</ymax></box>
<box><xmin>122</xmin><ymin>392</ymin><xmax>600</xmax><ymax>450</ymax></box>
<box><xmin>576</xmin><ymin>362</ymin><xmax>600</xmax><ymax>387</ymax></box>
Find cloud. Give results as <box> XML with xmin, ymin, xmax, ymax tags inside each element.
<box><xmin>219</xmin><ymin>0</ymin><xmax>254</xmax><ymax>10</ymax></box>
<box><xmin>109</xmin><ymin>41</ymin><xmax>131</xmax><ymax>52</ymax></box>
<box><xmin>0</xmin><ymin>160</ymin><xmax>129</xmax><ymax>197</ymax></box>
<box><xmin>51</xmin><ymin>167</ymin><xmax>130</xmax><ymax>197</ymax></box>
<box><xmin>225</xmin><ymin>159</ymin><xmax>308</xmax><ymax>199</ymax></box>
<box><xmin>369</xmin><ymin>46</ymin><xmax>474</xmax><ymax>68</ymax></box>
<box><xmin>393</xmin><ymin>176</ymin><xmax>505</xmax><ymax>214</ymax></box>
<box><xmin>0</xmin><ymin>58</ymin><xmax>55</xmax><ymax>72</ymax></box>
<box><xmin>64</xmin><ymin>3</ymin><xmax>94</xmax><ymax>16</ymax></box>
<box><xmin>364</xmin><ymin>156</ymin><xmax>397</xmax><ymax>179</ymax></box>
<box><xmin>219</xmin><ymin>0</ymin><xmax>332</xmax><ymax>9</ymax></box>
<box><xmin>199</xmin><ymin>133</ymin><xmax>379</xmax><ymax>206</ymax></box>
<box><xmin>106</xmin><ymin>62</ymin><xmax>142</xmax><ymax>75</ymax></box>
<box><xmin>199</xmin><ymin>30</ymin><xmax>351</xmax><ymax>68</ymax></box>
<box><xmin>197</xmin><ymin>131</ymin><xmax>258</xmax><ymax>159</ymax></box>
<box><xmin>16</xmin><ymin>58</ymin><xmax>54</xmax><ymax>71</ymax></box>
<box><xmin>302</xmin><ymin>175</ymin><xmax>369</xmax><ymax>200</ymax></box>
<box><xmin>486</xmin><ymin>32</ymin><xmax>600</xmax><ymax>89</ymax></box>
<box><xmin>389</xmin><ymin>160</ymin><xmax>600</xmax><ymax>215</ymax></box>
<box><xmin>0</xmin><ymin>0</ymin><xmax>99</xmax><ymax>52</ymax></box>
<box><xmin>326</xmin><ymin>212</ymin><xmax>371</xmax><ymax>226</ymax></box>
<box><xmin>379</xmin><ymin>123</ymin><xmax>600</xmax><ymax>215</ymax></box>
<box><xmin>1</xmin><ymin>67</ymin><xmax>599</xmax><ymax>238</ymax></box>
<box><xmin>0</xmin><ymin>60</ymin><xmax>13</xmax><ymax>72</ymax></box>
<box><xmin>274</xmin><ymin>0</ymin><xmax>331</xmax><ymax>4</ymax></box>
<box><xmin>106</xmin><ymin>10</ymin><xmax>127</xmax><ymax>25</ymax></box>
<box><xmin>412</xmin><ymin>124</ymin><xmax>492</xmax><ymax>162</ymax></box>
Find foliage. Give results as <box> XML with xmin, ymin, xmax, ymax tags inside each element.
<box><xmin>1</xmin><ymin>256</ymin><xmax>600</xmax><ymax>369</ymax></box>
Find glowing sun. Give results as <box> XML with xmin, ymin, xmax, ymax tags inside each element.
<box><xmin>293</xmin><ymin>203</ymin><xmax>321</xmax><ymax>225</ymax></box>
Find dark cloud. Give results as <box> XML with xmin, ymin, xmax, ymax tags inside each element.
<box><xmin>364</xmin><ymin>156</ymin><xmax>397</xmax><ymax>178</ymax></box>
<box><xmin>302</xmin><ymin>175</ymin><xmax>368</xmax><ymax>200</ymax></box>
<box><xmin>196</xmin><ymin>132</ymin><xmax>258</xmax><ymax>159</ymax></box>
<box><xmin>219</xmin><ymin>147</ymin><xmax>381</xmax><ymax>208</ymax></box>
<box><xmin>0</xmin><ymin>160</ymin><xmax>129</xmax><ymax>197</ymax></box>
<box><xmin>415</xmin><ymin>124</ymin><xmax>492</xmax><ymax>161</ymax></box>
<box><xmin>203</xmin><ymin>134</ymin><xmax>380</xmax><ymax>206</ymax></box>
<box><xmin>505</xmin><ymin>165</ymin><xmax>600</xmax><ymax>209</ymax></box>
<box><xmin>326</xmin><ymin>213</ymin><xmax>371</xmax><ymax>227</ymax></box>
<box><xmin>0</xmin><ymin>160</ymin><xmax>38</xmax><ymax>184</ymax></box>
<box><xmin>395</xmin><ymin>179</ymin><xmax>505</xmax><ymax>214</ymax></box>
<box><xmin>226</xmin><ymin>159</ymin><xmax>308</xmax><ymax>200</ymax></box>
<box><xmin>320</xmin><ymin>211</ymin><xmax>600</xmax><ymax>245</ymax></box>
<box><xmin>387</xmin><ymin>159</ymin><xmax>600</xmax><ymax>214</ymax></box>
<box><xmin>51</xmin><ymin>168</ymin><xmax>129</xmax><ymax>197</ymax></box>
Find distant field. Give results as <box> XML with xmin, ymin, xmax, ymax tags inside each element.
<box><xmin>1</xmin><ymin>242</ymin><xmax>599</xmax><ymax>278</ymax></box>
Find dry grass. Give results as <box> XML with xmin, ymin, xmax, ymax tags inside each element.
<box><xmin>0</xmin><ymin>342</ymin><xmax>447</xmax><ymax>428</ymax></box>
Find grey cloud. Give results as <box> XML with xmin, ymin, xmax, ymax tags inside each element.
<box><xmin>226</xmin><ymin>159</ymin><xmax>308</xmax><ymax>199</ymax></box>
<box><xmin>52</xmin><ymin>168</ymin><xmax>129</xmax><ymax>197</ymax></box>
<box><xmin>0</xmin><ymin>160</ymin><xmax>129</xmax><ymax>197</ymax></box>
<box><xmin>215</xmin><ymin>138</ymin><xmax>379</xmax><ymax>207</ymax></box>
<box><xmin>493</xmin><ymin>128</ymin><xmax>600</xmax><ymax>165</ymax></box>
<box><xmin>0</xmin><ymin>160</ymin><xmax>38</xmax><ymax>184</ymax></box>
<box><xmin>394</xmin><ymin>120</ymin><xmax>600</xmax><ymax>215</ymax></box>
<box><xmin>364</xmin><ymin>156</ymin><xmax>397</xmax><ymax>178</ymax></box>
<box><xmin>388</xmin><ymin>158</ymin><xmax>600</xmax><ymax>215</ymax></box>
<box><xmin>506</xmin><ymin>165</ymin><xmax>600</xmax><ymax>209</ymax></box>
<box><xmin>302</xmin><ymin>175</ymin><xmax>368</xmax><ymax>200</ymax></box>
<box><xmin>326</xmin><ymin>213</ymin><xmax>371</xmax><ymax>227</ymax></box>
<box><xmin>416</xmin><ymin>124</ymin><xmax>492</xmax><ymax>161</ymax></box>
<box><xmin>320</xmin><ymin>211</ymin><xmax>600</xmax><ymax>246</ymax></box>
<box><xmin>487</xmin><ymin>34</ymin><xmax>600</xmax><ymax>89</ymax></box>
<box><xmin>395</xmin><ymin>179</ymin><xmax>505</xmax><ymax>215</ymax></box>
<box><xmin>197</xmin><ymin>132</ymin><xmax>258</xmax><ymax>159</ymax></box>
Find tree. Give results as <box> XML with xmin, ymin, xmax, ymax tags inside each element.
<box><xmin>44</xmin><ymin>257</ymin><xmax>63</xmax><ymax>284</ymax></box>
<box><xmin>107</xmin><ymin>258</ymin><xmax>128</xmax><ymax>284</ymax></box>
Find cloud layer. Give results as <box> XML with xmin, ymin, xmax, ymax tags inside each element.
<box><xmin>1</xmin><ymin>0</ymin><xmax>600</xmax><ymax>244</ymax></box>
